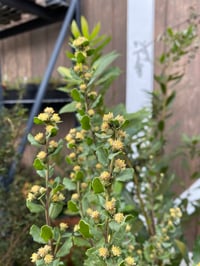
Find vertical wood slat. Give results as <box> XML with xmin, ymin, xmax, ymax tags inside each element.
<box><xmin>154</xmin><ymin>0</ymin><xmax>200</xmax><ymax>248</ymax></box>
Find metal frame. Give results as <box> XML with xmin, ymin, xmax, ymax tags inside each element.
<box><xmin>1</xmin><ymin>0</ymin><xmax>81</xmax><ymax>186</ymax></box>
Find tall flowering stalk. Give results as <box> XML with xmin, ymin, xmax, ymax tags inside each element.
<box><xmin>27</xmin><ymin>16</ymin><xmax>200</xmax><ymax>266</ymax></box>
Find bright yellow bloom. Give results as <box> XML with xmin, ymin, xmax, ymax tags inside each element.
<box><xmin>90</xmin><ymin>210</ymin><xmax>100</xmax><ymax>221</ymax></box>
<box><xmin>43</xmin><ymin>245</ymin><xmax>51</xmax><ymax>253</ymax></box>
<box><xmin>96</xmin><ymin>163</ymin><xmax>102</xmax><ymax>169</ymax></box>
<box><xmin>125</xmin><ymin>256</ymin><xmax>136</xmax><ymax>266</ymax></box>
<box><xmin>169</xmin><ymin>207</ymin><xmax>182</xmax><ymax>218</ymax></box>
<box><xmin>101</xmin><ymin>122</ymin><xmax>109</xmax><ymax>132</ymax></box>
<box><xmin>27</xmin><ymin>192</ymin><xmax>35</xmax><ymax>201</ymax></box>
<box><xmin>114</xmin><ymin>159</ymin><xmax>126</xmax><ymax>170</ymax></box>
<box><xmin>114</xmin><ymin>213</ymin><xmax>124</xmax><ymax>223</ymax></box>
<box><xmin>44</xmin><ymin>254</ymin><xmax>53</xmax><ymax>264</ymax></box>
<box><xmin>126</xmin><ymin>224</ymin><xmax>131</xmax><ymax>232</ymax></box>
<box><xmin>71</xmin><ymin>193</ymin><xmax>79</xmax><ymax>201</ymax></box>
<box><xmin>76</xmin><ymin>132</ymin><xmax>84</xmax><ymax>140</ymax></box>
<box><xmin>44</xmin><ymin>107</ymin><xmax>54</xmax><ymax>114</ymax></box>
<box><xmin>88</xmin><ymin>109</ymin><xmax>95</xmax><ymax>116</ymax></box>
<box><xmin>115</xmin><ymin>114</ymin><xmax>125</xmax><ymax>124</ymax></box>
<box><xmin>34</xmin><ymin>132</ymin><xmax>44</xmax><ymax>142</ymax></box>
<box><xmin>31</xmin><ymin>185</ymin><xmax>41</xmax><ymax>194</ymax></box>
<box><xmin>111</xmin><ymin>245</ymin><xmax>121</xmax><ymax>256</ymax></box>
<box><xmin>60</xmin><ymin>222</ymin><xmax>69</xmax><ymax>231</ymax></box>
<box><xmin>49</xmin><ymin>140</ymin><xmax>58</xmax><ymax>148</ymax></box>
<box><xmin>80</xmin><ymin>84</ymin><xmax>87</xmax><ymax>91</ymax></box>
<box><xmin>196</xmin><ymin>263</ymin><xmax>200</xmax><ymax>266</ymax></box>
<box><xmin>73</xmin><ymin>165</ymin><xmax>81</xmax><ymax>172</ymax></box>
<box><xmin>86</xmin><ymin>208</ymin><xmax>93</xmax><ymax>215</ymax></box>
<box><xmin>105</xmin><ymin>198</ymin><xmax>116</xmax><ymax>213</ymax></box>
<box><xmin>98</xmin><ymin>247</ymin><xmax>109</xmax><ymax>259</ymax></box>
<box><xmin>30</xmin><ymin>252</ymin><xmax>39</xmax><ymax>262</ymax></box>
<box><xmin>51</xmin><ymin>113</ymin><xmax>61</xmax><ymax>123</ymax></box>
<box><xmin>46</xmin><ymin>125</ymin><xmax>54</xmax><ymax>133</ymax></box>
<box><xmin>103</xmin><ymin>112</ymin><xmax>114</xmax><ymax>122</ymax></box>
<box><xmin>81</xmin><ymin>182</ymin><xmax>88</xmax><ymax>190</ymax></box>
<box><xmin>76</xmin><ymin>102</ymin><xmax>82</xmax><ymax>109</ymax></box>
<box><xmin>110</xmin><ymin>139</ymin><xmax>124</xmax><ymax>151</ymax></box>
<box><xmin>37</xmin><ymin>151</ymin><xmax>47</xmax><ymax>160</ymax></box>
<box><xmin>88</xmin><ymin>91</ymin><xmax>97</xmax><ymax>97</ymax></box>
<box><xmin>38</xmin><ymin>247</ymin><xmax>47</xmax><ymax>257</ymax></box>
<box><xmin>73</xmin><ymin>36</ymin><xmax>88</xmax><ymax>47</ymax></box>
<box><xmin>38</xmin><ymin>112</ymin><xmax>49</xmax><ymax>121</ymax></box>
<box><xmin>100</xmin><ymin>171</ymin><xmax>111</xmax><ymax>182</ymax></box>
<box><xmin>69</xmin><ymin>152</ymin><xmax>76</xmax><ymax>159</ymax></box>
<box><xmin>118</xmin><ymin>130</ymin><xmax>127</xmax><ymax>138</ymax></box>
<box><xmin>65</xmin><ymin>133</ymin><xmax>73</xmax><ymax>142</ymax></box>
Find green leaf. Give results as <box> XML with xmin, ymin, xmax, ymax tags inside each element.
<box><xmin>174</xmin><ymin>239</ymin><xmax>189</xmax><ymax>262</ymax></box>
<box><xmin>96</xmin><ymin>147</ymin><xmax>108</xmax><ymax>166</ymax></box>
<box><xmin>166</xmin><ymin>91</ymin><xmax>176</xmax><ymax>106</ymax></box>
<box><xmin>68</xmin><ymin>200</ymin><xmax>79</xmax><ymax>212</ymax></box>
<box><xmin>26</xmin><ymin>200</ymin><xmax>44</xmax><ymax>213</ymax></box>
<box><xmin>90</xmin><ymin>22</ymin><xmax>101</xmax><ymax>40</ymax></box>
<box><xmin>71</xmin><ymin>20</ymin><xmax>81</xmax><ymax>38</ymax></box>
<box><xmin>40</xmin><ymin>225</ymin><xmax>53</xmax><ymax>242</ymax></box>
<box><xmin>71</xmin><ymin>88</ymin><xmax>82</xmax><ymax>102</ymax></box>
<box><xmin>56</xmin><ymin>237</ymin><xmax>73</xmax><ymax>257</ymax></box>
<box><xmin>57</xmin><ymin>66</ymin><xmax>72</xmax><ymax>78</ymax></box>
<box><xmin>73</xmin><ymin>236</ymin><xmax>90</xmax><ymax>247</ymax></box>
<box><xmin>63</xmin><ymin>177</ymin><xmax>76</xmax><ymax>191</ymax></box>
<box><xmin>79</xmin><ymin>220</ymin><xmax>92</xmax><ymax>238</ymax></box>
<box><xmin>158</xmin><ymin>120</ymin><xmax>165</xmax><ymax>131</ymax></box>
<box><xmin>92</xmin><ymin>177</ymin><xmax>104</xmax><ymax>193</ymax></box>
<box><xmin>33</xmin><ymin>117</ymin><xmax>44</xmax><ymax>125</ymax></box>
<box><xmin>89</xmin><ymin>51</ymin><xmax>119</xmax><ymax>85</ymax></box>
<box><xmin>27</xmin><ymin>133</ymin><xmax>41</xmax><ymax>147</ymax></box>
<box><xmin>75</xmin><ymin>171</ymin><xmax>84</xmax><ymax>181</ymax></box>
<box><xmin>193</xmin><ymin>236</ymin><xmax>200</xmax><ymax>263</ymax></box>
<box><xmin>49</xmin><ymin>203</ymin><xmax>63</xmax><ymax>219</ymax></box>
<box><xmin>116</xmin><ymin>168</ymin><xmax>134</xmax><ymax>182</ymax></box>
<box><xmin>30</xmin><ymin>224</ymin><xmax>46</xmax><ymax>244</ymax></box>
<box><xmin>59</xmin><ymin>102</ymin><xmax>77</xmax><ymax>114</ymax></box>
<box><xmin>81</xmin><ymin>16</ymin><xmax>89</xmax><ymax>38</ymax></box>
<box><xmin>80</xmin><ymin>115</ymin><xmax>91</xmax><ymax>130</ymax></box>
<box><xmin>33</xmin><ymin>158</ymin><xmax>46</xmax><ymax>170</ymax></box>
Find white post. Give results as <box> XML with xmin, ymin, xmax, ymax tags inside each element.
<box><xmin>126</xmin><ymin>0</ymin><xmax>155</xmax><ymax>113</ymax></box>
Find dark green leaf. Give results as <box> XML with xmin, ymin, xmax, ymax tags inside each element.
<box><xmin>116</xmin><ymin>168</ymin><xmax>134</xmax><ymax>182</ymax></box>
<box><xmin>80</xmin><ymin>115</ymin><xmax>91</xmax><ymax>130</ymax></box>
<box><xmin>158</xmin><ymin>120</ymin><xmax>165</xmax><ymax>131</ymax></box>
<box><xmin>40</xmin><ymin>225</ymin><xmax>53</xmax><ymax>242</ymax></box>
<box><xmin>63</xmin><ymin>178</ymin><xmax>76</xmax><ymax>190</ymax></box>
<box><xmin>30</xmin><ymin>224</ymin><xmax>46</xmax><ymax>244</ymax></box>
<box><xmin>56</xmin><ymin>237</ymin><xmax>73</xmax><ymax>257</ymax></box>
<box><xmin>71</xmin><ymin>88</ymin><xmax>82</xmax><ymax>102</ymax></box>
<box><xmin>79</xmin><ymin>220</ymin><xmax>92</xmax><ymax>238</ymax></box>
<box><xmin>33</xmin><ymin>158</ymin><xmax>46</xmax><ymax>170</ymax></box>
<box><xmin>68</xmin><ymin>200</ymin><xmax>79</xmax><ymax>212</ymax></box>
<box><xmin>59</xmin><ymin>102</ymin><xmax>77</xmax><ymax>114</ymax></box>
<box><xmin>92</xmin><ymin>177</ymin><xmax>104</xmax><ymax>193</ymax></box>
<box><xmin>26</xmin><ymin>201</ymin><xmax>44</xmax><ymax>213</ymax></box>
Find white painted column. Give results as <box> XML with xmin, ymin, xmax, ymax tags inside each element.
<box><xmin>126</xmin><ymin>0</ymin><xmax>155</xmax><ymax>113</ymax></box>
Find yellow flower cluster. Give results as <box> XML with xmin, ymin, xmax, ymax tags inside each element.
<box><xmin>37</xmin><ymin>107</ymin><xmax>61</xmax><ymax>123</ymax></box>
<box><xmin>169</xmin><ymin>207</ymin><xmax>182</xmax><ymax>219</ymax></box>
<box><xmin>34</xmin><ymin>132</ymin><xmax>44</xmax><ymax>143</ymax></box>
<box><xmin>27</xmin><ymin>185</ymin><xmax>46</xmax><ymax>202</ymax></box>
<box><xmin>100</xmin><ymin>171</ymin><xmax>111</xmax><ymax>182</ymax></box>
<box><xmin>111</xmin><ymin>245</ymin><xmax>121</xmax><ymax>256</ymax></box>
<box><xmin>31</xmin><ymin>245</ymin><xmax>53</xmax><ymax>264</ymax></box>
<box><xmin>59</xmin><ymin>222</ymin><xmax>68</xmax><ymax>231</ymax></box>
<box><xmin>124</xmin><ymin>256</ymin><xmax>136</xmax><ymax>265</ymax></box>
<box><xmin>90</xmin><ymin>210</ymin><xmax>100</xmax><ymax>222</ymax></box>
<box><xmin>109</xmin><ymin>138</ymin><xmax>124</xmax><ymax>151</ymax></box>
<box><xmin>72</xmin><ymin>36</ymin><xmax>89</xmax><ymax>48</ymax></box>
<box><xmin>37</xmin><ymin>151</ymin><xmax>47</xmax><ymax>160</ymax></box>
<box><xmin>105</xmin><ymin>198</ymin><xmax>116</xmax><ymax>214</ymax></box>
<box><xmin>98</xmin><ymin>247</ymin><xmax>109</xmax><ymax>259</ymax></box>
<box><xmin>51</xmin><ymin>191</ymin><xmax>65</xmax><ymax>202</ymax></box>
<box><xmin>114</xmin><ymin>213</ymin><xmax>124</xmax><ymax>223</ymax></box>
<box><xmin>114</xmin><ymin>159</ymin><xmax>126</xmax><ymax>171</ymax></box>
<box><xmin>65</xmin><ymin>128</ymin><xmax>86</xmax><ymax>146</ymax></box>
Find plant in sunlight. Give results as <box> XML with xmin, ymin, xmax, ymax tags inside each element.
<box><xmin>27</xmin><ymin>15</ymin><xmax>200</xmax><ymax>266</ymax></box>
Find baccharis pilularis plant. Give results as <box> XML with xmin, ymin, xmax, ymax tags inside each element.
<box><xmin>27</xmin><ymin>16</ymin><xmax>200</xmax><ymax>266</ymax></box>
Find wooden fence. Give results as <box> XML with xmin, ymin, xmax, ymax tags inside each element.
<box><xmin>0</xmin><ymin>0</ymin><xmax>127</xmax><ymax>106</ymax></box>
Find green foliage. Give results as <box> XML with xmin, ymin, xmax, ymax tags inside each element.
<box><xmin>27</xmin><ymin>15</ymin><xmax>200</xmax><ymax>266</ymax></box>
